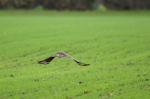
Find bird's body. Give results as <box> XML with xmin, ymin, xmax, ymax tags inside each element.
<box><xmin>38</xmin><ymin>51</ymin><xmax>89</xmax><ymax>66</ymax></box>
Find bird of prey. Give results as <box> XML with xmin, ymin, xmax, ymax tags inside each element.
<box><xmin>38</xmin><ymin>51</ymin><xmax>90</xmax><ymax>66</ymax></box>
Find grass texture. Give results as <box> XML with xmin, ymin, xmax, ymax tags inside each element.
<box><xmin>0</xmin><ymin>10</ymin><xmax>150</xmax><ymax>99</ymax></box>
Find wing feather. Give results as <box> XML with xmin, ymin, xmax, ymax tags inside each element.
<box><xmin>38</xmin><ymin>56</ymin><xmax>55</xmax><ymax>64</ymax></box>
<box><xmin>73</xmin><ymin>59</ymin><xmax>90</xmax><ymax>66</ymax></box>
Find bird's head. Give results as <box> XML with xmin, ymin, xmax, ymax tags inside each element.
<box><xmin>56</xmin><ymin>51</ymin><xmax>67</xmax><ymax>58</ymax></box>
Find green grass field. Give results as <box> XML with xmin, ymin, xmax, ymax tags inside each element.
<box><xmin>0</xmin><ymin>10</ymin><xmax>150</xmax><ymax>99</ymax></box>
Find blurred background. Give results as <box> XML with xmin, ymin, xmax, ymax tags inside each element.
<box><xmin>0</xmin><ymin>0</ymin><xmax>150</xmax><ymax>10</ymax></box>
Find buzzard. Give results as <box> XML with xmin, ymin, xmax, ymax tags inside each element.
<box><xmin>38</xmin><ymin>51</ymin><xmax>90</xmax><ymax>66</ymax></box>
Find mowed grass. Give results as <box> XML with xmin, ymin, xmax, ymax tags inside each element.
<box><xmin>0</xmin><ymin>10</ymin><xmax>150</xmax><ymax>99</ymax></box>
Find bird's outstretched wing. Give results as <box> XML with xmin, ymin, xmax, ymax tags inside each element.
<box><xmin>38</xmin><ymin>56</ymin><xmax>55</xmax><ymax>64</ymax></box>
<box><xmin>64</xmin><ymin>53</ymin><xmax>90</xmax><ymax>66</ymax></box>
<box><xmin>73</xmin><ymin>59</ymin><xmax>90</xmax><ymax>66</ymax></box>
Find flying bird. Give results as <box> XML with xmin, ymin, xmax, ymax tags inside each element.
<box><xmin>38</xmin><ymin>51</ymin><xmax>90</xmax><ymax>66</ymax></box>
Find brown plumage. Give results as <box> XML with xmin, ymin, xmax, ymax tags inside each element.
<box><xmin>38</xmin><ymin>51</ymin><xmax>89</xmax><ymax>66</ymax></box>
